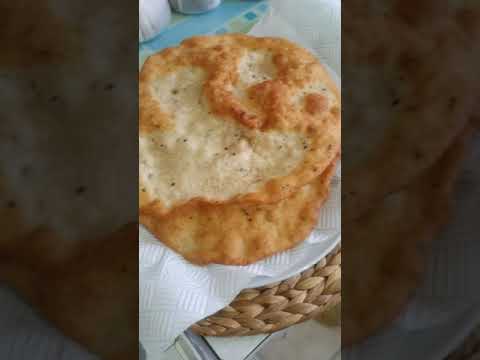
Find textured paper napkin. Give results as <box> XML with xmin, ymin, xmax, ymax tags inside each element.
<box><xmin>139</xmin><ymin>0</ymin><xmax>341</xmax><ymax>355</ymax></box>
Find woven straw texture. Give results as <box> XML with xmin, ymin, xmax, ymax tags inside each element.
<box><xmin>191</xmin><ymin>246</ymin><xmax>341</xmax><ymax>337</ymax></box>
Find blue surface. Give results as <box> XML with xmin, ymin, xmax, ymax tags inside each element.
<box><xmin>140</xmin><ymin>0</ymin><xmax>267</xmax><ymax>52</ymax></box>
<box><xmin>141</xmin><ymin>1</ymin><xmax>259</xmax><ymax>49</ymax></box>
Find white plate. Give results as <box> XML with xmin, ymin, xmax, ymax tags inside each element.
<box><xmin>248</xmin><ymin>233</ymin><xmax>341</xmax><ymax>289</ymax></box>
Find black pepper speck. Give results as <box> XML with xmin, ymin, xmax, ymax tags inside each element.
<box><xmin>75</xmin><ymin>186</ymin><xmax>87</xmax><ymax>195</ymax></box>
<box><xmin>21</xmin><ymin>166</ymin><xmax>31</xmax><ymax>176</ymax></box>
<box><xmin>36</xmin><ymin>49</ymin><xmax>51</xmax><ymax>56</ymax></box>
<box><xmin>414</xmin><ymin>151</ymin><xmax>423</xmax><ymax>159</ymax></box>
<box><xmin>448</xmin><ymin>96</ymin><xmax>457</xmax><ymax>110</ymax></box>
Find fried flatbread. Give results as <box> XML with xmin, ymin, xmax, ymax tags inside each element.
<box><xmin>342</xmin><ymin>2</ymin><xmax>480</xmax><ymax>221</ymax></box>
<box><xmin>139</xmin><ymin>34</ymin><xmax>340</xmax><ymax>216</ymax></box>
<box><xmin>141</xmin><ymin>160</ymin><xmax>338</xmax><ymax>265</ymax></box>
<box><xmin>0</xmin><ymin>223</ymin><xmax>138</xmax><ymax>360</ymax></box>
<box><xmin>0</xmin><ymin>1</ymin><xmax>138</xmax><ymax>358</ymax></box>
<box><xmin>343</xmin><ymin>128</ymin><xmax>472</xmax><ymax>345</ymax></box>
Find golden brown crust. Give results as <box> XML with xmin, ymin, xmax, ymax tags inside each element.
<box><xmin>177</xmin><ymin>35</ymin><xmax>340</xmax><ymax>132</ymax></box>
<box><xmin>305</xmin><ymin>93</ymin><xmax>329</xmax><ymax>115</ymax></box>
<box><xmin>139</xmin><ymin>34</ymin><xmax>340</xmax><ymax>215</ymax></box>
<box><xmin>140</xmin><ymin>160</ymin><xmax>338</xmax><ymax>265</ymax></box>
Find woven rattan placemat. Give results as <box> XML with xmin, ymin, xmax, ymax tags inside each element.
<box><xmin>190</xmin><ymin>244</ymin><xmax>480</xmax><ymax>360</ymax></box>
<box><xmin>191</xmin><ymin>246</ymin><xmax>341</xmax><ymax>337</ymax></box>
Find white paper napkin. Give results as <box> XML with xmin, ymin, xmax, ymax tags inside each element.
<box><xmin>139</xmin><ymin>0</ymin><xmax>342</xmax><ymax>355</ymax></box>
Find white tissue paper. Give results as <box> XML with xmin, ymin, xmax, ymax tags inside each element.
<box><xmin>139</xmin><ymin>0</ymin><xmax>341</xmax><ymax>355</ymax></box>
